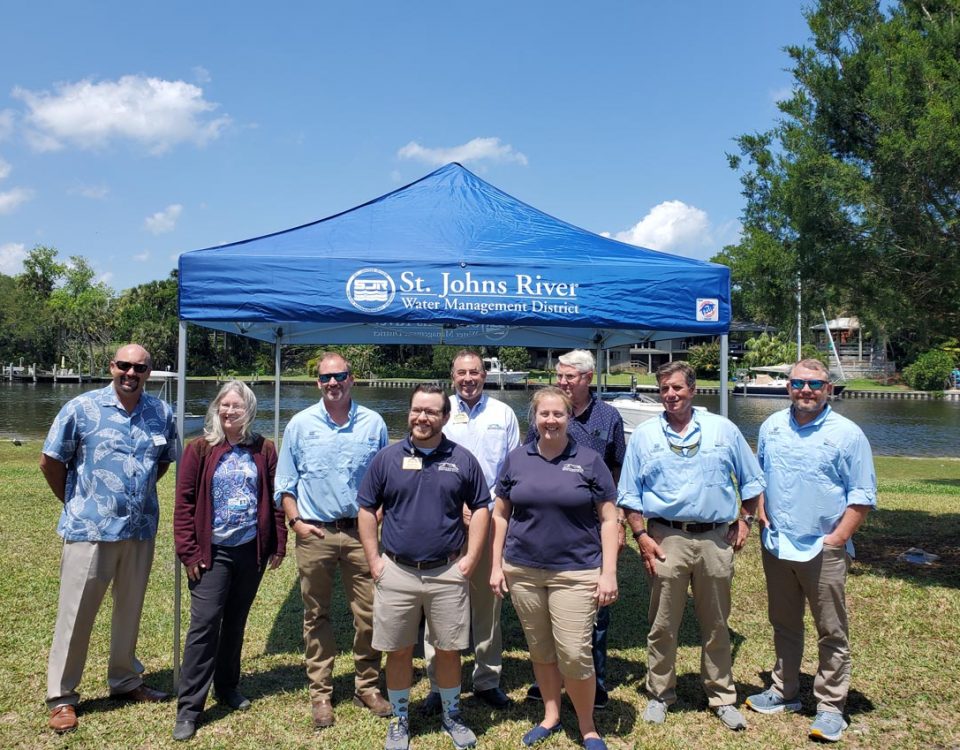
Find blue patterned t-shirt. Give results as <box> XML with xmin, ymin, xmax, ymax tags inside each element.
<box><xmin>211</xmin><ymin>446</ymin><xmax>259</xmax><ymax>546</ymax></box>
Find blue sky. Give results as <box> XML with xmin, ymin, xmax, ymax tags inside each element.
<box><xmin>0</xmin><ymin>1</ymin><xmax>809</xmax><ymax>291</ymax></box>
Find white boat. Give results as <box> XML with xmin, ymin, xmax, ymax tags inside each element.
<box><xmin>149</xmin><ymin>371</ymin><xmax>205</xmax><ymax>434</ymax></box>
<box><xmin>606</xmin><ymin>392</ymin><xmax>709</xmax><ymax>436</ymax></box>
<box><xmin>483</xmin><ymin>357</ymin><xmax>528</xmax><ymax>386</ymax></box>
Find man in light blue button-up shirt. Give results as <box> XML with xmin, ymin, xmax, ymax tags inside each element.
<box><xmin>745</xmin><ymin>359</ymin><xmax>876</xmax><ymax>743</ymax></box>
<box><xmin>275</xmin><ymin>352</ymin><xmax>391</xmax><ymax>728</ymax></box>
<box><xmin>41</xmin><ymin>344</ymin><xmax>179</xmax><ymax>733</ymax></box>
<box><xmin>618</xmin><ymin>361</ymin><xmax>764</xmax><ymax>732</ymax></box>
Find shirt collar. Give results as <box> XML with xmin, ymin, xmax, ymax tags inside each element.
<box><xmin>318</xmin><ymin>398</ymin><xmax>356</xmax><ymax>427</ymax></box>
<box><xmin>658</xmin><ymin>409</ymin><xmax>702</xmax><ymax>443</ymax></box>
<box><xmin>789</xmin><ymin>403</ymin><xmax>832</xmax><ymax>431</ymax></box>
<box><xmin>454</xmin><ymin>392</ymin><xmax>487</xmax><ymax>415</ymax></box>
<box><xmin>402</xmin><ymin>434</ymin><xmax>455</xmax><ymax>457</ymax></box>
<box><xmin>524</xmin><ymin>437</ymin><xmax>579</xmax><ymax>459</ymax></box>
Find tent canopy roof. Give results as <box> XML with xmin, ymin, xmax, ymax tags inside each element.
<box><xmin>178</xmin><ymin>163</ymin><xmax>730</xmax><ymax>348</ymax></box>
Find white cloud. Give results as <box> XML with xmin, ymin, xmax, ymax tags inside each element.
<box><xmin>0</xmin><ymin>156</ymin><xmax>10</xmax><ymax>180</ymax></box>
<box><xmin>0</xmin><ymin>242</ymin><xmax>27</xmax><ymax>274</ymax></box>
<box><xmin>133</xmin><ymin>250</ymin><xmax>150</xmax><ymax>262</ymax></box>
<box><xmin>14</xmin><ymin>75</ymin><xmax>231</xmax><ymax>154</ymax></box>
<box><xmin>611</xmin><ymin>200</ymin><xmax>717</xmax><ymax>257</ymax></box>
<box><xmin>97</xmin><ymin>271</ymin><xmax>114</xmax><ymax>285</ymax></box>
<box><xmin>68</xmin><ymin>183</ymin><xmax>110</xmax><ymax>199</ymax></box>
<box><xmin>0</xmin><ymin>186</ymin><xmax>34</xmax><ymax>214</ymax></box>
<box><xmin>397</xmin><ymin>137</ymin><xmax>528</xmax><ymax>167</ymax></box>
<box><xmin>0</xmin><ymin>110</ymin><xmax>13</xmax><ymax>141</ymax></box>
<box><xmin>192</xmin><ymin>66</ymin><xmax>211</xmax><ymax>84</ymax></box>
<box><xmin>144</xmin><ymin>203</ymin><xmax>183</xmax><ymax>234</ymax></box>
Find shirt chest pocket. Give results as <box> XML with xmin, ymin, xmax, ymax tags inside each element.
<box><xmin>699</xmin><ymin>446</ymin><xmax>732</xmax><ymax>488</ymax></box>
<box><xmin>643</xmin><ymin>453</ymin><xmax>697</xmax><ymax>493</ymax></box>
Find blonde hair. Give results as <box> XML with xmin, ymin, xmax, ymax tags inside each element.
<box><xmin>204</xmin><ymin>380</ymin><xmax>258</xmax><ymax>446</ymax></box>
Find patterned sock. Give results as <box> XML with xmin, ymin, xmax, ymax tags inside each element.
<box><xmin>387</xmin><ymin>688</ymin><xmax>410</xmax><ymax>721</ymax></box>
<box><xmin>439</xmin><ymin>685</ymin><xmax>461</xmax><ymax>717</ymax></box>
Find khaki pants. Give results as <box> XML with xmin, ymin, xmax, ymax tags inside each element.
<box><xmin>761</xmin><ymin>544</ymin><xmax>851</xmax><ymax>713</ymax></box>
<box><xmin>47</xmin><ymin>538</ymin><xmax>156</xmax><ymax>707</ymax></box>
<box><xmin>424</xmin><ymin>532</ymin><xmax>503</xmax><ymax>691</ymax></box>
<box><xmin>646</xmin><ymin>523</ymin><xmax>736</xmax><ymax>707</ymax></box>
<box><xmin>294</xmin><ymin>527</ymin><xmax>381</xmax><ymax>702</ymax></box>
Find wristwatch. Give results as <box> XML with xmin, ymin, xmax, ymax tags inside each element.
<box><xmin>632</xmin><ymin>529</ymin><xmax>648</xmax><ymax>542</ymax></box>
<box><xmin>740</xmin><ymin>514</ymin><xmax>756</xmax><ymax>528</ymax></box>
<box><xmin>288</xmin><ymin>516</ymin><xmax>303</xmax><ymax>529</ymax></box>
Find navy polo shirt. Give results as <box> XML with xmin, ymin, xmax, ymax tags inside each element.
<box><xmin>358</xmin><ymin>435</ymin><xmax>490</xmax><ymax>562</ymax></box>
<box><xmin>526</xmin><ymin>394</ymin><xmax>626</xmax><ymax>472</ymax></box>
<box><xmin>496</xmin><ymin>439</ymin><xmax>617</xmax><ymax>571</ymax></box>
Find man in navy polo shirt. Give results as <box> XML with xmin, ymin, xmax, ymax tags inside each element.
<box><xmin>358</xmin><ymin>384</ymin><xmax>490</xmax><ymax>750</ymax></box>
<box><xmin>525</xmin><ymin>349</ymin><xmax>626</xmax><ymax>708</ymax></box>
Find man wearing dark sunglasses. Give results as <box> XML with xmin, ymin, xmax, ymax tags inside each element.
<box><xmin>746</xmin><ymin>359</ymin><xmax>876</xmax><ymax>743</ymax></box>
<box><xmin>41</xmin><ymin>343</ymin><xmax>180</xmax><ymax>734</ymax></box>
<box><xmin>275</xmin><ymin>352</ymin><xmax>392</xmax><ymax>729</ymax></box>
<box><xmin>617</xmin><ymin>361</ymin><xmax>764</xmax><ymax>732</ymax></box>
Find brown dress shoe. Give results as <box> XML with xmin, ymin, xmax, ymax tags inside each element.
<box><xmin>312</xmin><ymin>698</ymin><xmax>334</xmax><ymax>728</ymax></box>
<box><xmin>353</xmin><ymin>690</ymin><xmax>393</xmax><ymax>717</ymax></box>
<box><xmin>49</xmin><ymin>704</ymin><xmax>78</xmax><ymax>733</ymax></box>
<box><xmin>111</xmin><ymin>684</ymin><xmax>170</xmax><ymax>703</ymax></box>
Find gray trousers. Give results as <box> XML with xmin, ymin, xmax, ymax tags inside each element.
<box><xmin>761</xmin><ymin>544</ymin><xmax>852</xmax><ymax>714</ymax></box>
<box><xmin>47</xmin><ymin>537</ymin><xmax>155</xmax><ymax>707</ymax></box>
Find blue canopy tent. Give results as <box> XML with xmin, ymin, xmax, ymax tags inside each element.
<box><xmin>177</xmin><ymin>162</ymin><xmax>732</xmax><ymax>428</ymax></box>
<box><xmin>173</xmin><ymin>163</ymin><xmax>733</xmax><ymax>680</ymax></box>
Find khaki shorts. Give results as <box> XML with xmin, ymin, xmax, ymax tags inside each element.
<box><xmin>503</xmin><ymin>561</ymin><xmax>598</xmax><ymax>680</ymax></box>
<box><xmin>372</xmin><ymin>555</ymin><xmax>470</xmax><ymax>652</ymax></box>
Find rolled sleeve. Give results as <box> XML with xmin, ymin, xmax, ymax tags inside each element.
<box><xmin>616</xmin><ymin>437</ymin><xmax>644</xmax><ymax>512</ymax></box>
<box><xmin>845</xmin><ymin>432</ymin><xmax>877</xmax><ymax>507</ymax></box>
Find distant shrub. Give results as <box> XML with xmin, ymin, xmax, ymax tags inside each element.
<box><xmin>902</xmin><ymin>349</ymin><xmax>954</xmax><ymax>391</ymax></box>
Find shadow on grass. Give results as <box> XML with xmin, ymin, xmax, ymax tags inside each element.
<box><xmin>853</xmin><ymin>507</ymin><xmax>960</xmax><ymax>589</ymax></box>
<box><xmin>754</xmin><ymin>670</ymin><xmax>875</xmax><ymax>718</ymax></box>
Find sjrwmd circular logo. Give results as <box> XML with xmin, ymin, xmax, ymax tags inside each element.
<box><xmin>346</xmin><ymin>268</ymin><xmax>396</xmax><ymax>313</ymax></box>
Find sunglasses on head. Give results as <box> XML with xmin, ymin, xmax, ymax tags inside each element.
<box><xmin>789</xmin><ymin>378</ymin><xmax>827</xmax><ymax>391</ymax></box>
<box><xmin>114</xmin><ymin>360</ymin><xmax>149</xmax><ymax>374</ymax></box>
<box><xmin>319</xmin><ymin>371</ymin><xmax>350</xmax><ymax>383</ymax></box>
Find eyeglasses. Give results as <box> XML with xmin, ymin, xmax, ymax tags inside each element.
<box><xmin>218</xmin><ymin>404</ymin><xmax>246</xmax><ymax>414</ymax></box>
<box><xmin>556</xmin><ymin>373</ymin><xmax>584</xmax><ymax>382</ymax></box>
<box><xmin>113</xmin><ymin>360</ymin><xmax>149</xmax><ymax>374</ymax></box>
<box><xmin>409</xmin><ymin>407</ymin><xmax>444</xmax><ymax>419</ymax></box>
<box><xmin>789</xmin><ymin>378</ymin><xmax>827</xmax><ymax>391</ymax></box>
<box><xmin>667</xmin><ymin>437</ymin><xmax>701</xmax><ymax>458</ymax></box>
<box><xmin>319</xmin><ymin>371</ymin><xmax>350</xmax><ymax>383</ymax></box>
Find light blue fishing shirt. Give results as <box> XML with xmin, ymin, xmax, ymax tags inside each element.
<box><xmin>757</xmin><ymin>404</ymin><xmax>876</xmax><ymax>561</ymax></box>
<box><xmin>274</xmin><ymin>399</ymin><xmax>388</xmax><ymax>520</ymax></box>
<box><xmin>617</xmin><ymin>410</ymin><xmax>765</xmax><ymax>523</ymax></box>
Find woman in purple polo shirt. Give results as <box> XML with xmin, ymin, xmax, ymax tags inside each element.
<box><xmin>490</xmin><ymin>387</ymin><xmax>619</xmax><ymax>750</ymax></box>
<box><xmin>172</xmin><ymin>381</ymin><xmax>286</xmax><ymax>742</ymax></box>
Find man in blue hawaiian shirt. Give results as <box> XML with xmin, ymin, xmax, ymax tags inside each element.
<box><xmin>41</xmin><ymin>344</ymin><xmax>179</xmax><ymax>734</ymax></box>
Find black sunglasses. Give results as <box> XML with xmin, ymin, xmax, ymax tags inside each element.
<box><xmin>114</xmin><ymin>360</ymin><xmax>149</xmax><ymax>374</ymax></box>
<box><xmin>319</xmin><ymin>371</ymin><xmax>350</xmax><ymax>383</ymax></box>
<box><xmin>789</xmin><ymin>378</ymin><xmax>827</xmax><ymax>391</ymax></box>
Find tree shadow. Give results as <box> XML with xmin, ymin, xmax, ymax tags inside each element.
<box><xmin>753</xmin><ymin>670</ymin><xmax>875</xmax><ymax>718</ymax></box>
<box><xmin>852</xmin><ymin>507</ymin><xmax>960</xmax><ymax>589</ymax></box>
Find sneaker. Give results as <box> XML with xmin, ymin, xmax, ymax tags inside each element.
<box><xmin>745</xmin><ymin>689</ymin><xmax>801</xmax><ymax>715</ymax></box>
<box><xmin>809</xmin><ymin>711</ymin><xmax>848</xmax><ymax>742</ymax></box>
<box><xmin>441</xmin><ymin>711</ymin><xmax>477</xmax><ymax>749</ymax></box>
<box><xmin>526</xmin><ymin>683</ymin><xmax>543</xmax><ymax>702</ymax></box>
<box><xmin>594</xmin><ymin>684</ymin><xmax>608</xmax><ymax>710</ymax></box>
<box><xmin>642</xmin><ymin>698</ymin><xmax>668</xmax><ymax>724</ymax></box>
<box><xmin>385</xmin><ymin>716</ymin><xmax>410</xmax><ymax>750</ymax></box>
<box><xmin>714</xmin><ymin>704</ymin><xmax>747</xmax><ymax>731</ymax></box>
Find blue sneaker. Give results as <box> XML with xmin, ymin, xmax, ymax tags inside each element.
<box><xmin>522</xmin><ymin>723</ymin><xmax>562</xmax><ymax>746</ymax></box>
<box><xmin>441</xmin><ymin>711</ymin><xmax>477</xmax><ymax>749</ymax></box>
<box><xmin>745</xmin><ymin>689</ymin><xmax>802</xmax><ymax>715</ymax></box>
<box><xmin>809</xmin><ymin>711</ymin><xmax>848</xmax><ymax>742</ymax></box>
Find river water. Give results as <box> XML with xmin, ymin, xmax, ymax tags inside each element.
<box><xmin>3</xmin><ymin>380</ymin><xmax>959</xmax><ymax>457</ymax></box>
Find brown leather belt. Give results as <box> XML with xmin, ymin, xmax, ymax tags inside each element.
<box><xmin>302</xmin><ymin>517</ymin><xmax>357</xmax><ymax>530</ymax></box>
<box><xmin>385</xmin><ymin>550</ymin><xmax>458</xmax><ymax>570</ymax></box>
<box><xmin>649</xmin><ymin>518</ymin><xmax>729</xmax><ymax>534</ymax></box>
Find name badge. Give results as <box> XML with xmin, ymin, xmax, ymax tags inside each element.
<box><xmin>402</xmin><ymin>456</ymin><xmax>423</xmax><ymax>471</ymax></box>
<box><xmin>152</xmin><ymin>435</ymin><xmax>167</xmax><ymax>446</ymax></box>
<box><xmin>452</xmin><ymin>412</ymin><xmax>469</xmax><ymax>424</ymax></box>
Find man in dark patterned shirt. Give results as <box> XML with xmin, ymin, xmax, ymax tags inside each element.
<box><xmin>525</xmin><ymin>349</ymin><xmax>626</xmax><ymax>708</ymax></box>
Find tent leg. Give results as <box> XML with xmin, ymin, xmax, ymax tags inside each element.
<box><xmin>274</xmin><ymin>335</ymin><xmax>282</xmax><ymax>444</ymax></box>
<box><xmin>720</xmin><ymin>334</ymin><xmax>729</xmax><ymax>418</ymax></box>
<box><xmin>174</xmin><ymin>321</ymin><xmax>187</xmax><ymax>689</ymax></box>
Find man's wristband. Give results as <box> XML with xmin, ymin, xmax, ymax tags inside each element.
<box><xmin>287</xmin><ymin>516</ymin><xmax>303</xmax><ymax>529</ymax></box>
<box><xmin>632</xmin><ymin>529</ymin><xmax>648</xmax><ymax>542</ymax></box>
<box><xmin>740</xmin><ymin>514</ymin><xmax>756</xmax><ymax>528</ymax></box>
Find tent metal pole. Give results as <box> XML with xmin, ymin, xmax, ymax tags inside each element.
<box><xmin>719</xmin><ymin>333</ymin><xmax>729</xmax><ymax>418</ymax></box>
<box><xmin>274</xmin><ymin>333</ymin><xmax>282</xmax><ymax>444</ymax></box>
<box><xmin>173</xmin><ymin>321</ymin><xmax>187</xmax><ymax>688</ymax></box>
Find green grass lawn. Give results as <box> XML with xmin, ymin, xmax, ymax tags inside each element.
<box><xmin>1</xmin><ymin>444</ymin><xmax>958</xmax><ymax>749</ymax></box>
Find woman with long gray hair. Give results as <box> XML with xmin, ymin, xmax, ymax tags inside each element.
<box><xmin>172</xmin><ymin>380</ymin><xmax>286</xmax><ymax>741</ymax></box>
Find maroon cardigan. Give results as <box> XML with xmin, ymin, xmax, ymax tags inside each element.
<box><xmin>174</xmin><ymin>435</ymin><xmax>287</xmax><ymax>569</ymax></box>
